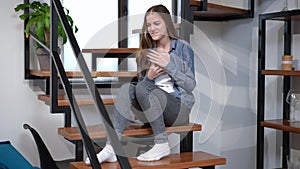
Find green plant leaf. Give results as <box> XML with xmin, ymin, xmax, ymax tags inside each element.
<box><xmin>18</xmin><ymin>13</ymin><xmax>30</xmax><ymax>20</ymax></box>
<box><xmin>14</xmin><ymin>3</ymin><xmax>31</xmax><ymax>12</ymax></box>
<box><xmin>35</xmin><ymin>18</ymin><xmax>45</xmax><ymax>43</ymax></box>
<box><xmin>35</xmin><ymin>25</ymin><xmax>44</xmax><ymax>39</ymax></box>
<box><xmin>15</xmin><ymin>1</ymin><xmax>78</xmax><ymax>48</ymax></box>
<box><xmin>25</xmin><ymin>16</ymin><xmax>39</xmax><ymax>34</ymax></box>
<box><xmin>30</xmin><ymin>1</ymin><xmax>43</xmax><ymax>10</ymax></box>
<box><xmin>44</xmin><ymin>15</ymin><xmax>50</xmax><ymax>30</ymax></box>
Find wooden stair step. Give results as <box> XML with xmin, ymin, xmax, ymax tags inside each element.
<box><xmin>193</xmin><ymin>3</ymin><xmax>248</xmax><ymax>18</ymax></box>
<box><xmin>190</xmin><ymin>0</ymin><xmax>248</xmax><ymax>12</ymax></box>
<box><xmin>190</xmin><ymin>0</ymin><xmax>200</xmax><ymax>6</ymax></box>
<box><xmin>82</xmin><ymin>48</ymin><xmax>139</xmax><ymax>55</ymax></box>
<box><xmin>58</xmin><ymin>123</ymin><xmax>202</xmax><ymax>141</ymax></box>
<box><xmin>190</xmin><ymin>0</ymin><xmax>251</xmax><ymax>21</ymax></box>
<box><xmin>38</xmin><ymin>94</ymin><xmax>115</xmax><ymax>106</ymax></box>
<box><xmin>192</xmin><ymin>0</ymin><xmax>248</xmax><ymax>13</ymax></box>
<box><xmin>70</xmin><ymin>151</ymin><xmax>226</xmax><ymax>169</ymax></box>
<box><xmin>30</xmin><ymin>70</ymin><xmax>137</xmax><ymax>78</ymax></box>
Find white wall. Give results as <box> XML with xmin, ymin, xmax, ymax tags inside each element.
<box><xmin>0</xmin><ymin>0</ymin><xmax>75</xmax><ymax>166</ymax></box>
<box><xmin>2</xmin><ymin>0</ymin><xmax>300</xmax><ymax>168</ymax></box>
<box><xmin>62</xmin><ymin>0</ymin><xmax>118</xmax><ymax>70</ymax></box>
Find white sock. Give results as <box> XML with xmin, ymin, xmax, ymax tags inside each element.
<box><xmin>137</xmin><ymin>142</ymin><xmax>170</xmax><ymax>161</ymax></box>
<box><xmin>85</xmin><ymin>144</ymin><xmax>117</xmax><ymax>165</ymax></box>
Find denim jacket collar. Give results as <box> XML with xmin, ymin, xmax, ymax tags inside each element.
<box><xmin>170</xmin><ymin>39</ymin><xmax>177</xmax><ymax>52</ymax></box>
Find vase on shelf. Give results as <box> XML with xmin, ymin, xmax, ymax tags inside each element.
<box><xmin>286</xmin><ymin>89</ymin><xmax>300</xmax><ymax>121</ymax></box>
<box><xmin>36</xmin><ymin>48</ymin><xmax>50</xmax><ymax>71</ymax></box>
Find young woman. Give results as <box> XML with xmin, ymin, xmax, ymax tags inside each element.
<box><xmin>86</xmin><ymin>4</ymin><xmax>196</xmax><ymax>164</ymax></box>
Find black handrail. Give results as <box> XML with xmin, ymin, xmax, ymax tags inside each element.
<box><xmin>48</xmin><ymin>0</ymin><xmax>132</xmax><ymax>169</ymax></box>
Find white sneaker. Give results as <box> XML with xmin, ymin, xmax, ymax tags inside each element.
<box><xmin>137</xmin><ymin>142</ymin><xmax>170</xmax><ymax>161</ymax></box>
<box><xmin>85</xmin><ymin>144</ymin><xmax>117</xmax><ymax>165</ymax></box>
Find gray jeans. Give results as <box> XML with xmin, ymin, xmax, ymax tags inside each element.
<box><xmin>108</xmin><ymin>81</ymin><xmax>190</xmax><ymax>144</ymax></box>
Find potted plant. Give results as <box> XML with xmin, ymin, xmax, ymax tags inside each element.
<box><xmin>14</xmin><ymin>1</ymin><xmax>78</xmax><ymax>70</ymax></box>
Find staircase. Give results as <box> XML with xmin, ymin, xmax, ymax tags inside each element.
<box><xmin>192</xmin><ymin>0</ymin><xmax>254</xmax><ymax>21</ymax></box>
<box><xmin>23</xmin><ymin>0</ymin><xmax>255</xmax><ymax>168</ymax></box>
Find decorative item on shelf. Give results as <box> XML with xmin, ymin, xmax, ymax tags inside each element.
<box><xmin>286</xmin><ymin>89</ymin><xmax>300</xmax><ymax>122</ymax></box>
<box><xmin>14</xmin><ymin>1</ymin><xmax>78</xmax><ymax>71</ymax></box>
<box><xmin>282</xmin><ymin>55</ymin><xmax>293</xmax><ymax>70</ymax></box>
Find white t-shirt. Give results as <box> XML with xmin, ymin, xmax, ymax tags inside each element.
<box><xmin>155</xmin><ymin>74</ymin><xmax>175</xmax><ymax>93</ymax></box>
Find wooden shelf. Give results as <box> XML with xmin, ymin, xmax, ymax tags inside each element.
<box><xmin>262</xmin><ymin>69</ymin><xmax>300</xmax><ymax>76</ymax></box>
<box><xmin>30</xmin><ymin>70</ymin><xmax>137</xmax><ymax>78</ymax></box>
<box><xmin>58</xmin><ymin>123</ymin><xmax>202</xmax><ymax>140</ymax></box>
<box><xmin>38</xmin><ymin>94</ymin><xmax>115</xmax><ymax>106</ymax></box>
<box><xmin>261</xmin><ymin>119</ymin><xmax>300</xmax><ymax>134</ymax></box>
<box><xmin>70</xmin><ymin>151</ymin><xmax>226</xmax><ymax>169</ymax></box>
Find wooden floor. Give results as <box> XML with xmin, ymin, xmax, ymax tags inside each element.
<box><xmin>70</xmin><ymin>151</ymin><xmax>226</xmax><ymax>169</ymax></box>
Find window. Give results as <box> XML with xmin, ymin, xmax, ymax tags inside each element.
<box><xmin>62</xmin><ymin>1</ymin><xmax>172</xmax><ymax>73</ymax></box>
<box><xmin>62</xmin><ymin>0</ymin><xmax>118</xmax><ymax>71</ymax></box>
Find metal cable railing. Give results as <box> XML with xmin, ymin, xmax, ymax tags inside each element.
<box><xmin>48</xmin><ymin>0</ymin><xmax>132</xmax><ymax>168</ymax></box>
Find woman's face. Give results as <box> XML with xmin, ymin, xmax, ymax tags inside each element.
<box><xmin>146</xmin><ymin>12</ymin><xmax>168</xmax><ymax>41</ymax></box>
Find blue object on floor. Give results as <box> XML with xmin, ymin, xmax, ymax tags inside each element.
<box><xmin>0</xmin><ymin>141</ymin><xmax>39</xmax><ymax>169</ymax></box>
<box><xmin>0</xmin><ymin>161</ymin><xmax>8</xmax><ymax>169</ymax></box>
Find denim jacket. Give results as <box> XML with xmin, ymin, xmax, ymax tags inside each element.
<box><xmin>142</xmin><ymin>39</ymin><xmax>196</xmax><ymax>109</ymax></box>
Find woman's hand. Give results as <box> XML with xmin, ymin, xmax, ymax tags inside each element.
<box><xmin>147</xmin><ymin>49</ymin><xmax>170</xmax><ymax>68</ymax></box>
<box><xmin>147</xmin><ymin>64</ymin><xmax>165</xmax><ymax>80</ymax></box>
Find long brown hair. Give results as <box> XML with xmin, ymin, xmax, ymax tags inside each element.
<box><xmin>136</xmin><ymin>4</ymin><xmax>179</xmax><ymax>77</ymax></box>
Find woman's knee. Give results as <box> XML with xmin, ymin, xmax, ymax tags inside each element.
<box><xmin>119</xmin><ymin>82</ymin><xmax>133</xmax><ymax>91</ymax></box>
<box><xmin>118</xmin><ymin>83</ymin><xmax>136</xmax><ymax>99</ymax></box>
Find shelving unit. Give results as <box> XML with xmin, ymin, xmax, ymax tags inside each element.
<box><xmin>257</xmin><ymin>9</ymin><xmax>300</xmax><ymax>169</ymax></box>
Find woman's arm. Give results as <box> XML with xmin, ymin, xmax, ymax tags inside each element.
<box><xmin>164</xmin><ymin>44</ymin><xmax>196</xmax><ymax>92</ymax></box>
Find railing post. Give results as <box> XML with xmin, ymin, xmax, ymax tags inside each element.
<box><xmin>24</xmin><ymin>0</ymin><xmax>43</xmax><ymax>79</ymax></box>
<box><xmin>257</xmin><ymin>16</ymin><xmax>265</xmax><ymax>169</ymax></box>
<box><xmin>50</xmin><ymin>0</ymin><xmax>59</xmax><ymax>114</ymax></box>
<box><xmin>172</xmin><ymin>0</ymin><xmax>178</xmax><ymax>23</ymax></box>
<box><xmin>282</xmin><ymin>19</ymin><xmax>292</xmax><ymax>169</ymax></box>
<box><xmin>201</xmin><ymin>0</ymin><xmax>208</xmax><ymax>11</ymax></box>
<box><xmin>248</xmin><ymin>0</ymin><xmax>254</xmax><ymax>17</ymax></box>
<box><xmin>118</xmin><ymin>0</ymin><xmax>128</xmax><ymax>48</ymax></box>
<box><xmin>180</xmin><ymin>0</ymin><xmax>193</xmax><ymax>42</ymax></box>
<box><xmin>24</xmin><ymin>0</ymin><xmax>30</xmax><ymax>79</ymax></box>
<box><xmin>49</xmin><ymin>0</ymin><xmax>72</xmax><ymax>128</ymax></box>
